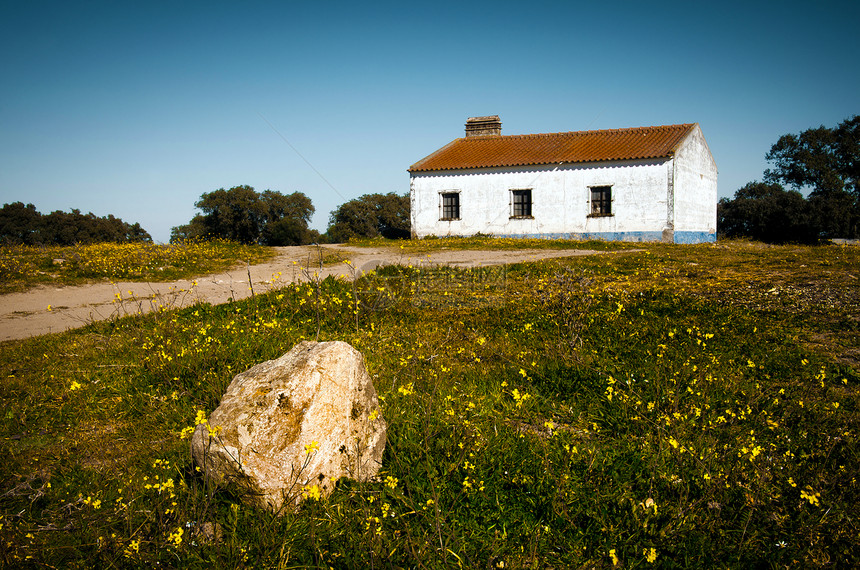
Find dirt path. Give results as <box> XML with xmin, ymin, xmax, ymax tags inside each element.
<box><xmin>0</xmin><ymin>244</ymin><xmax>604</xmax><ymax>342</ymax></box>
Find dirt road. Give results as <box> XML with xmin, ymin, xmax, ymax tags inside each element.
<box><xmin>0</xmin><ymin>244</ymin><xmax>602</xmax><ymax>342</ymax></box>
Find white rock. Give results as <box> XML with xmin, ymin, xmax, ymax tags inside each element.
<box><xmin>190</xmin><ymin>341</ymin><xmax>387</xmax><ymax>512</ymax></box>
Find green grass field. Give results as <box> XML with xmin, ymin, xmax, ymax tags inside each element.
<box><xmin>1</xmin><ymin>239</ymin><xmax>858</xmax><ymax>568</ymax></box>
<box><xmin>0</xmin><ymin>240</ymin><xmax>275</xmax><ymax>294</ymax></box>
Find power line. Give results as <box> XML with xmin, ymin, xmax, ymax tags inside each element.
<box><xmin>256</xmin><ymin>112</ymin><xmax>347</xmax><ymax>201</ymax></box>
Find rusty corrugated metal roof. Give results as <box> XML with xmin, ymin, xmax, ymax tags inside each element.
<box><xmin>408</xmin><ymin>123</ymin><xmax>696</xmax><ymax>172</ymax></box>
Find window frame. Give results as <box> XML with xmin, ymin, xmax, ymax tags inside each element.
<box><xmin>588</xmin><ymin>185</ymin><xmax>613</xmax><ymax>217</ymax></box>
<box><xmin>510</xmin><ymin>188</ymin><xmax>533</xmax><ymax>219</ymax></box>
<box><xmin>439</xmin><ymin>191</ymin><xmax>461</xmax><ymax>221</ymax></box>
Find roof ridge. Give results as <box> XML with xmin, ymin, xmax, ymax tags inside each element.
<box><xmin>465</xmin><ymin>123</ymin><xmax>695</xmax><ymax>141</ymax></box>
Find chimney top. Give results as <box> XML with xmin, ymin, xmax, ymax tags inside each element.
<box><xmin>465</xmin><ymin>115</ymin><xmax>502</xmax><ymax>137</ymax></box>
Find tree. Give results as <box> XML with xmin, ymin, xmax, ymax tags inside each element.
<box><xmin>259</xmin><ymin>190</ymin><xmax>318</xmax><ymax>246</ymax></box>
<box><xmin>765</xmin><ymin>115</ymin><xmax>859</xmax><ymax>196</ymax></box>
<box><xmin>0</xmin><ymin>202</ymin><xmax>41</xmax><ymax>244</ymax></box>
<box><xmin>326</xmin><ymin>193</ymin><xmax>410</xmax><ymax>243</ymax></box>
<box><xmin>195</xmin><ymin>185</ymin><xmax>266</xmax><ymax>244</ymax></box>
<box><xmin>170</xmin><ymin>186</ymin><xmax>316</xmax><ymax>245</ymax></box>
<box><xmin>807</xmin><ymin>190</ymin><xmax>859</xmax><ymax>240</ymax></box>
<box><xmin>717</xmin><ymin>182</ymin><xmax>816</xmax><ymax>243</ymax></box>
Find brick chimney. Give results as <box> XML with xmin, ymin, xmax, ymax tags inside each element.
<box><xmin>465</xmin><ymin>115</ymin><xmax>502</xmax><ymax>137</ymax></box>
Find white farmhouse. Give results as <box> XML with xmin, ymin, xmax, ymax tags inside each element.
<box><xmin>408</xmin><ymin>116</ymin><xmax>717</xmax><ymax>243</ymax></box>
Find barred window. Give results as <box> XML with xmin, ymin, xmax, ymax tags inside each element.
<box><xmin>590</xmin><ymin>186</ymin><xmax>612</xmax><ymax>216</ymax></box>
<box><xmin>441</xmin><ymin>192</ymin><xmax>460</xmax><ymax>220</ymax></box>
<box><xmin>511</xmin><ymin>189</ymin><xmax>532</xmax><ymax>218</ymax></box>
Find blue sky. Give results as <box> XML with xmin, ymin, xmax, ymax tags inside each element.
<box><xmin>1</xmin><ymin>0</ymin><xmax>858</xmax><ymax>243</ymax></box>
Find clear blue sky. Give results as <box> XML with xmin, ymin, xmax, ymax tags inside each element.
<box><xmin>2</xmin><ymin>0</ymin><xmax>857</xmax><ymax>243</ymax></box>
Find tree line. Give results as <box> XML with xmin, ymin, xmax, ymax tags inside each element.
<box><xmin>169</xmin><ymin>187</ymin><xmax>410</xmax><ymax>245</ymax></box>
<box><xmin>0</xmin><ymin>203</ymin><xmax>152</xmax><ymax>245</ymax></box>
<box><xmin>719</xmin><ymin>115</ymin><xmax>859</xmax><ymax>243</ymax></box>
<box><xmin>1</xmin><ymin>190</ymin><xmax>410</xmax><ymax>247</ymax></box>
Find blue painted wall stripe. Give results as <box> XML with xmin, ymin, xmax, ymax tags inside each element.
<box><xmin>673</xmin><ymin>231</ymin><xmax>716</xmax><ymax>244</ymax></box>
<box><xmin>494</xmin><ymin>231</ymin><xmax>716</xmax><ymax>244</ymax></box>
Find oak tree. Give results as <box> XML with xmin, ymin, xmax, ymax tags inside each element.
<box><xmin>765</xmin><ymin>115</ymin><xmax>859</xmax><ymax>195</ymax></box>
<box><xmin>326</xmin><ymin>193</ymin><xmax>410</xmax><ymax>243</ymax></box>
<box><xmin>170</xmin><ymin>186</ymin><xmax>316</xmax><ymax>245</ymax></box>
<box><xmin>717</xmin><ymin>182</ymin><xmax>815</xmax><ymax>243</ymax></box>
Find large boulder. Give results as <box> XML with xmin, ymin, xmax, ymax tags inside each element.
<box><xmin>190</xmin><ymin>341</ymin><xmax>387</xmax><ymax>512</ymax></box>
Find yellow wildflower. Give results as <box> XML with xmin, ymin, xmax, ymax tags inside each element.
<box><xmin>167</xmin><ymin>527</ymin><xmax>183</xmax><ymax>547</ymax></box>
<box><xmin>124</xmin><ymin>539</ymin><xmax>140</xmax><ymax>557</ymax></box>
<box><xmin>304</xmin><ymin>484</ymin><xmax>321</xmax><ymax>500</ymax></box>
<box><xmin>800</xmin><ymin>486</ymin><xmax>820</xmax><ymax>506</ymax></box>
<box><xmin>644</xmin><ymin>547</ymin><xmax>658</xmax><ymax>563</ymax></box>
<box><xmin>609</xmin><ymin>548</ymin><xmax>619</xmax><ymax>566</ymax></box>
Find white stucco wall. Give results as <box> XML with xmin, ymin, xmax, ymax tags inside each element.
<box><xmin>410</xmin><ymin>159</ymin><xmax>674</xmax><ymax>241</ymax></box>
<box><xmin>672</xmin><ymin>125</ymin><xmax>718</xmax><ymax>241</ymax></box>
